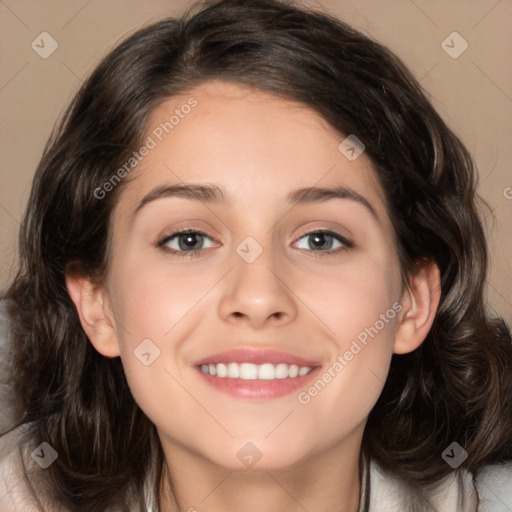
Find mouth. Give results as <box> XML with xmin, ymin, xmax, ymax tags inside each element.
<box><xmin>193</xmin><ymin>348</ymin><xmax>321</xmax><ymax>400</ymax></box>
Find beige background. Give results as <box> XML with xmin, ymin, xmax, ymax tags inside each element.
<box><xmin>0</xmin><ymin>0</ymin><xmax>511</xmax><ymax>324</ymax></box>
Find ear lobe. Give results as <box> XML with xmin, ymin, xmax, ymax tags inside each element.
<box><xmin>393</xmin><ymin>260</ymin><xmax>441</xmax><ymax>354</ymax></box>
<box><xmin>65</xmin><ymin>267</ymin><xmax>121</xmax><ymax>358</ymax></box>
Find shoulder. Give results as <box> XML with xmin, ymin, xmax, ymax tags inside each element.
<box><xmin>474</xmin><ymin>462</ymin><xmax>512</xmax><ymax>512</ymax></box>
<box><xmin>0</xmin><ymin>303</ymin><xmax>40</xmax><ymax>511</ymax></box>
<box><xmin>0</xmin><ymin>298</ymin><xmax>21</xmax><ymax>434</ymax></box>
<box><xmin>367</xmin><ymin>458</ymin><xmax>512</xmax><ymax>512</ymax></box>
<box><xmin>1</xmin><ymin>424</ymin><xmax>155</xmax><ymax>512</ymax></box>
<box><xmin>0</xmin><ymin>423</ymin><xmax>59</xmax><ymax>512</ymax></box>
<box><xmin>0</xmin><ymin>424</ymin><xmax>35</xmax><ymax>511</ymax></box>
<box><xmin>367</xmin><ymin>459</ymin><xmax>475</xmax><ymax>511</ymax></box>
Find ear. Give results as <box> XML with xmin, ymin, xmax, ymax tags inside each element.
<box><xmin>65</xmin><ymin>265</ymin><xmax>121</xmax><ymax>358</ymax></box>
<box><xmin>393</xmin><ymin>259</ymin><xmax>441</xmax><ymax>354</ymax></box>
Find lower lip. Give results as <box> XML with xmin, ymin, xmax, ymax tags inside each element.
<box><xmin>195</xmin><ymin>366</ymin><xmax>321</xmax><ymax>400</ymax></box>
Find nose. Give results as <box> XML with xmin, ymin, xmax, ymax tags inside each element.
<box><xmin>218</xmin><ymin>243</ymin><xmax>298</xmax><ymax>329</ymax></box>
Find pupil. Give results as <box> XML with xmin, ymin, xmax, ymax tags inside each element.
<box><xmin>181</xmin><ymin>233</ymin><xmax>201</xmax><ymax>250</ymax></box>
<box><xmin>311</xmin><ymin>233</ymin><xmax>331</xmax><ymax>249</ymax></box>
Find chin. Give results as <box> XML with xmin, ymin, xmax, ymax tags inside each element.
<box><xmin>202</xmin><ymin>438</ymin><xmax>309</xmax><ymax>472</ymax></box>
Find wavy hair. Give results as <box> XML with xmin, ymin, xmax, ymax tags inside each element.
<box><xmin>2</xmin><ymin>0</ymin><xmax>512</xmax><ymax>509</ymax></box>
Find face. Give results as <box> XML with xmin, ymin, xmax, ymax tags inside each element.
<box><xmin>100</xmin><ymin>80</ymin><xmax>405</xmax><ymax>471</ymax></box>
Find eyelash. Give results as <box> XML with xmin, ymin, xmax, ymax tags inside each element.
<box><xmin>157</xmin><ymin>229</ymin><xmax>212</xmax><ymax>259</ymax></box>
<box><xmin>156</xmin><ymin>228</ymin><xmax>353</xmax><ymax>259</ymax></box>
<box><xmin>156</xmin><ymin>228</ymin><xmax>354</xmax><ymax>259</ymax></box>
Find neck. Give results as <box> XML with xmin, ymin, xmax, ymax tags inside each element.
<box><xmin>158</xmin><ymin>433</ymin><xmax>364</xmax><ymax>512</ymax></box>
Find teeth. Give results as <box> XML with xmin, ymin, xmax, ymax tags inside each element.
<box><xmin>216</xmin><ymin>363</ymin><xmax>227</xmax><ymax>377</ymax></box>
<box><xmin>275</xmin><ymin>363</ymin><xmax>289</xmax><ymax>379</ymax></box>
<box><xmin>227</xmin><ymin>363</ymin><xmax>239</xmax><ymax>378</ymax></box>
<box><xmin>298</xmin><ymin>366</ymin><xmax>311</xmax><ymax>376</ymax></box>
<box><xmin>240</xmin><ymin>363</ymin><xmax>258</xmax><ymax>380</ymax></box>
<box><xmin>258</xmin><ymin>363</ymin><xmax>275</xmax><ymax>380</ymax></box>
<box><xmin>200</xmin><ymin>362</ymin><xmax>313</xmax><ymax>379</ymax></box>
<box><xmin>288</xmin><ymin>364</ymin><xmax>299</xmax><ymax>378</ymax></box>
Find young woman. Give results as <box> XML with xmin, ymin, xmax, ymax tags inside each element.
<box><xmin>1</xmin><ymin>0</ymin><xmax>511</xmax><ymax>510</ymax></box>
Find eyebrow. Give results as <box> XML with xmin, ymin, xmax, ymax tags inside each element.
<box><xmin>287</xmin><ymin>186</ymin><xmax>378</xmax><ymax>220</ymax></box>
<box><xmin>133</xmin><ymin>183</ymin><xmax>378</xmax><ymax>220</ymax></box>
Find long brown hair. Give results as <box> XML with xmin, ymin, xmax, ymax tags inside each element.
<box><xmin>3</xmin><ymin>0</ymin><xmax>511</xmax><ymax>509</ymax></box>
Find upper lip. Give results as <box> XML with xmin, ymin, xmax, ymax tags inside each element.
<box><xmin>193</xmin><ymin>347</ymin><xmax>321</xmax><ymax>367</ymax></box>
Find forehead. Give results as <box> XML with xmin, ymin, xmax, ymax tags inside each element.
<box><xmin>116</xmin><ymin>80</ymin><xmax>390</xmax><ymax>224</ymax></box>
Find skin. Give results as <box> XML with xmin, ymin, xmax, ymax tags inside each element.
<box><xmin>67</xmin><ymin>80</ymin><xmax>441</xmax><ymax>512</ymax></box>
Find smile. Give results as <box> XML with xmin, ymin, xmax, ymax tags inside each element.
<box><xmin>199</xmin><ymin>362</ymin><xmax>313</xmax><ymax>380</ymax></box>
<box><xmin>194</xmin><ymin>347</ymin><xmax>321</xmax><ymax>399</ymax></box>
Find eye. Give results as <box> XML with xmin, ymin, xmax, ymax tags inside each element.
<box><xmin>157</xmin><ymin>229</ymin><xmax>216</xmax><ymax>257</ymax></box>
<box><xmin>156</xmin><ymin>228</ymin><xmax>352</xmax><ymax>259</ymax></box>
<box><xmin>293</xmin><ymin>229</ymin><xmax>352</xmax><ymax>254</ymax></box>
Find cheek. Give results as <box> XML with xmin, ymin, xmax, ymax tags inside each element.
<box><xmin>299</xmin><ymin>248</ymin><xmax>401</xmax><ymax>345</ymax></box>
<box><xmin>107</xmin><ymin>261</ymin><xmax>222</xmax><ymax>426</ymax></box>
<box><xmin>108</xmin><ymin>257</ymin><xmax>211</xmax><ymax>344</ymax></box>
<box><xmin>109</xmin><ymin>265</ymin><xmax>201</xmax><ymax>427</ymax></box>
<box><xmin>292</xmin><ymin>251</ymin><xmax>401</xmax><ymax>417</ymax></box>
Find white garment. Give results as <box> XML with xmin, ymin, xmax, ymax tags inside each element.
<box><xmin>1</xmin><ymin>423</ymin><xmax>511</xmax><ymax>511</ymax></box>
<box><xmin>365</xmin><ymin>455</ymin><xmax>512</xmax><ymax>512</ymax></box>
